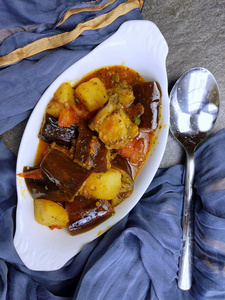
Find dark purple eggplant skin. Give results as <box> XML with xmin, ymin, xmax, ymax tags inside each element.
<box><xmin>40</xmin><ymin>148</ymin><xmax>91</xmax><ymax>201</ymax></box>
<box><xmin>65</xmin><ymin>196</ymin><xmax>114</xmax><ymax>235</ymax></box>
<box><xmin>93</xmin><ymin>140</ymin><xmax>110</xmax><ymax>172</ymax></box>
<box><xmin>111</xmin><ymin>153</ymin><xmax>133</xmax><ymax>179</ymax></box>
<box><xmin>74</xmin><ymin>120</ymin><xmax>94</xmax><ymax>169</ymax></box>
<box><xmin>39</xmin><ymin>114</ymin><xmax>78</xmax><ymax>147</ymax></box>
<box><xmin>74</xmin><ymin>120</ymin><xmax>110</xmax><ymax>172</ymax></box>
<box><xmin>133</xmin><ymin>82</ymin><xmax>161</xmax><ymax>132</ymax></box>
<box><xmin>111</xmin><ymin>154</ymin><xmax>134</xmax><ymax>200</ymax></box>
<box><xmin>23</xmin><ymin>167</ymin><xmax>69</xmax><ymax>202</ymax></box>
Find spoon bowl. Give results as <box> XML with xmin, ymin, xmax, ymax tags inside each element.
<box><xmin>170</xmin><ymin>67</ymin><xmax>220</xmax><ymax>290</ymax></box>
<box><xmin>170</xmin><ymin>67</ymin><xmax>219</xmax><ymax>151</ymax></box>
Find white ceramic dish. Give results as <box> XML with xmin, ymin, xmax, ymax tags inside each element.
<box><xmin>14</xmin><ymin>20</ymin><xmax>169</xmax><ymax>271</ymax></box>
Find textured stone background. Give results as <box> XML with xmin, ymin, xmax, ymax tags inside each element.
<box><xmin>143</xmin><ymin>0</ymin><xmax>225</xmax><ymax>167</ymax></box>
<box><xmin>1</xmin><ymin>0</ymin><xmax>225</xmax><ymax>167</ymax></box>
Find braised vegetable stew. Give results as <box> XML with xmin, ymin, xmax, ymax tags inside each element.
<box><xmin>18</xmin><ymin>65</ymin><xmax>162</xmax><ymax>235</ymax></box>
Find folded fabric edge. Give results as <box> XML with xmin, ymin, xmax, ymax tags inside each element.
<box><xmin>0</xmin><ymin>0</ymin><xmax>141</xmax><ymax>68</ymax></box>
<box><xmin>58</xmin><ymin>0</ymin><xmax>144</xmax><ymax>27</ymax></box>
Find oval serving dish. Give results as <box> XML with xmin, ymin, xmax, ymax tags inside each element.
<box><xmin>14</xmin><ymin>20</ymin><xmax>169</xmax><ymax>271</ymax></box>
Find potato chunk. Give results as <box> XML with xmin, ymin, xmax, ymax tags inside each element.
<box><xmin>98</xmin><ymin>109</ymin><xmax>138</xmax><ymax>149</ymax></box>
<box><xmin>34</xmin><ymin>199</ymin><xmax>69</xmax><ymax>228</ymax></box>
<box><xmin>111</xmin><ymin>154</ymin><xmax>134</xmax><ymax>206</ymax></box>
<box><xmin>46</xmin><ymin>82</ymin><xmax>75</xmax><ymax>117</ymax></box>
<box><xmin>108</xmin><ymin>81</ymin><xmax>135</xmax><ymax>107</ymax></box>
<box><xmin>90</xmin><ymin>96</ymin><xmax>138</xmax><ymax>149</ymax></box>
<box><xmin>54</xmin><ymin>82</ymin><xmax>74</xmax><ymax>104</ymax></box>
<box><xmin>89</xmin><ymin>96</ymin><xmax>117</xmax><ymax>131</ymax></box>
<box><xmin>46</xmin><ymin>99</ymin><xmax>65</xmax><ymax>118</ymax></box>
<box><xmin>75</xmin><ymin>78</ymin><xmax>108</xmax><ymax>112</ymax></box>
<box><xmin>82</xmin><ymin>169</ymin><xmax>121</xmax><ymax>200</ymax></box>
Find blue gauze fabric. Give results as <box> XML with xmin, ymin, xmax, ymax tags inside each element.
<box><xmin>2</xmin><ymin>130</ymin><xmax>225</xmax><ymax>300</ymax></box>
<box><xmin>0</xmin><ymin>0</ymin><xmax>143</xmax><ymax>134</ymax></box>
<box><xmin>1</xmin><ymin>1</ymin><xmax>225</xmax><ymax>299</ymax></box>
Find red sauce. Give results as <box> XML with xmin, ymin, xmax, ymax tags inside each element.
<box><xmin>23</xmin><ymin>65</ymin><xmax>161</xmax><ymax>235</ymax></box>
<box><xmin>73</xmin><ymin>65</ymin><xmax>145</xmax><ymax>89</ymax></box>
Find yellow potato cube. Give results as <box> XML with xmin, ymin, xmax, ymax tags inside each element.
<box><xmin>99</xmin><ymin>109</ymin><xmax>138</xmax><ymax>149</ymax></box>
<box><xmin>83</xmin><ymin>169</ymin><xmax>121</xmax><ymax>200</ymax></box>
<box><xmin>108</xmin><ymin>81</ymin><xmax>135</xmax><ymax>107</ymax></box>
<box><xmin>75</xmin><ymin>78</ymin><xmax>108</xmax><ymax>112</ymax></box>
<box><xmin>54</xmin><ymin>82</ymin><xmax>74</xmax><ymax>104</ymax></box>
<box><xmin>34</xmin><ymin>199</ymin><xmax>69</xmax><ymax>228</ymax></box>
<box><xmin>93</xmin><ymin>110</ymin><xmax>138</xmax><ymax>149</ymax></box>
<box><xmin>46</xmin><ymin>99</ymin><xmax>65</xmax><ymax>118</ymax></box>
<box><xmin>89</xmin><ymin>95</ymin><xmax>138</xmax><ymax>149</ymax></box>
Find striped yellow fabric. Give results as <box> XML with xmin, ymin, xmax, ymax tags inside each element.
<box><xmin>0</xmin><ymin>0</ymin><xmax>143</xmax><ymax>67</ymax></box>
<box><xmin>57</xmin><ymin>0</ymin><xmax>118</xmax><ymax>27</ymax></box>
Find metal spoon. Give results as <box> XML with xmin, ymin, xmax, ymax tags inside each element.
<box><xmin>170</xmin><ymin>67</ymin><xmax>220</xmax><ymax>290</ymax></box>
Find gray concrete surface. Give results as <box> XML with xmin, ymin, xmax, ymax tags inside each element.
<box><xmin>143</xmin><ymin>0</ymin><xmax>225</xmax><ymax>167</ymax></box>
<box><xmin>1</xmin><ymin>0</ymin><xmax>225</xmax><ymax>168</ymax></box>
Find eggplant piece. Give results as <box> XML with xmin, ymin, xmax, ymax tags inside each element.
<box><xmin>111</xmin><ymin>154</ymin><xmax>134</xmax><ymax>206</ymax></box>
<box><xmin>65</xmin><ymin>196</ymin><xmax>114</xmax><ymax>235</ymax></box>
<box><xmin>93</xmin><ymin>140</ymin><xmax>111</xmax><ymax>172</ymax></box>
<box><xmin>112</xmin><ymin>153</ymin><xmax>133</xmax><ymax>179</ymax></box>
<box><xmin>133</xmin><ymin>82</ymin><xmax>161</xmax><ymax>132</ymax></box>
<box><xmin>24</xmin><ymin>167</ymin><xmax>70</xmax><ymax>202</ymax></box>
<box><xmin>39</xmin><ymin>114</ymin><xmax>78</xmax><ymax>147</ymax></box>
<box><xmin>74</xmin><ymin>120</ymin><xmax>110</xmax><ymax>172</ymax></box>
<box><xmin>40</xmin><ymin>148</ymin><xmax>91</xmax><ymax>202</ymax></box>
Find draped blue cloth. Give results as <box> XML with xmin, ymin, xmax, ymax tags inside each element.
<box><xmin>0</xmin><ymin>0</ymin><xmax>143</xmax><ymax>134</ymax></box>
<box><xmin>1</xmin><ymin>1</ymin><xmax>225</xmax><ymax>299</ymax></box>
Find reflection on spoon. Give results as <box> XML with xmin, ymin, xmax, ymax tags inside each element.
<box><xmin>170</xmin><ymin>67</ymin><xmax>220</xmax><ymax>290</ymax></box>
<box><xmin>177</xmin><ymin>103</ymin><xmax>219</xmax><ymax>134</ymax></box>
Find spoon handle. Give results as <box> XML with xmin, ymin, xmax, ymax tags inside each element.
<box><xmin>178</xmin><ymin>151</ymin><xmax>195</xmax><ymax>290</ymax></box>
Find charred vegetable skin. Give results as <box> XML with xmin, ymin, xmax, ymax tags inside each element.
<box><xmin>24</xmin><ymin>167</ymin><xmax>70</xmax><ymax>202</ymax></box>
<box><xmin>40</xmin><ymin>148</ymin><xmax>91</xmax><ymax>202</ymax></box>
<box><xmin>39</xmin><ymin>114</ymin><xmax>78</xmax><ymax>147</ymax></box>
<box><xmin>111</xmin><ymin>154</ymin><xmax>134</xmax><ymax>206</ymax></box>
<box><xmin>74</xmin><ymin>120</ymin><xmax>110</xmax><ymax>172</ymax></box>
<box><xmin>21</xmin><ymin>66</ymin><xmax>162</xmax><ymax>235</ymax></box>
<box><xmin>133</xmin><ymin>82</ymin><xmax>161</xmax><ymax>132</ymax></box>
<box><xmin>66</xmin><ymin>196</ymin><xmax>114</xmax><ymax>235</ymax></box>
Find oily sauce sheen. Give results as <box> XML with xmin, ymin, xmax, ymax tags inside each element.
<box><xmin>74</xmin><ymin>66</ymin><xmax>145</xmax><ymax>89</ymax></box>
<box><xmin>21</xmin><ymin>65</ymin><xmax>162</xmax><ymax>235</ymax></box>
<box><xmin>35</xmin><ymin>66</ymin><xmax>154</xmax><ymax>177</ymax></box>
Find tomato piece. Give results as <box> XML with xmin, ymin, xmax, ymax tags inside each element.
<box><xmin>17</xmin><ymin>168</ymin><xmax>43</xmax><ymax>179</ymax></box>
<box><xmin>49</xmin><ymin>225</ymin><xmax>63</xmax><ymax>230</ymax></box>
<box><xmin>58</xmin><ymin>108</ymin><xmax>79</xmax><ymax>127</ymax></box>
<box><xmin>70</xmin><ymin>99</ymin><xmax>89</xmax><ymax>119</ymax></box>
<box><xmin>117</xmin><ymin>137</ymin><xmax>146</xmax><ymax>165</ymax></box>
<box><xmin>43</xmin><ymin>149</ymin><xmax>50</xmax><ymax>157</ymax></box>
